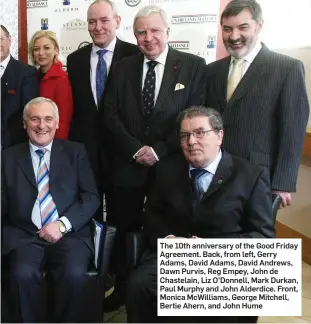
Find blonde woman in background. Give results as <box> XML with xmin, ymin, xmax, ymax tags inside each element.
<box><xmin>29</xmin><ymin>30</ymin><xmax>73</xmax><ymax>139</ymax></box>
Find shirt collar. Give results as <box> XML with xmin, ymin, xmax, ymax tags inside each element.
<box><xmin>189</xmin><ymin>149</ymin><xmax>222</xmax><ymax>176</ymax></box>
<box><xmin>29</xmin><ymin>140</ymin><xmax>53</xmax><ymax>154</ymax></box>
<box><xmin>1</xmin><ymin>54</ymin><xmax>11</xmax><ymax>71</ymax></box>
<box><xmin>143</xmin><ymin>44</ymin><xmax>169</xmax><ymax>66</ymax></box>
<box><xmin>92</xmin><ymin>37</ymin><xmax>117</xmax><ymax>55</ymax></box>
<box><xmin>230</xmin><ymin>40</ymin><xmax>262</xmax><ymax>65</ymax></box>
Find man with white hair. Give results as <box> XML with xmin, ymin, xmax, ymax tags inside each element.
<box><xmin>1</xmin><ymin>97</ymin><xmax>99</xmax><ymax>322</ymax></box>
<box><xmin>103</xmin><ymin>4</ymin><xmax>206</xmax><ymax>307</ymax></box>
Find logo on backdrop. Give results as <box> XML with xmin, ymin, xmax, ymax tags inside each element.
<box><xmin>63</xmin><ymin>0</ymin><xmax>70</xmax><ymax>5</ymax></box>
<box><xmin>168</xmin><ymin>41</ymin><xmax>190</xmax><ymax>50</ymax></box>
<box><xmin>125</xmin><ymin>0</ymin><xmax>141</xmax><ymax>7</ymax></box>
<box><xmin>207</xmin><ymin>36</ymin><xmax>216</xmax><ymax>49</ymax></box>
<box><xmin>171</xmin><ymin>14</ymin><xmax>217</xmax><ymax>24</ymax></box>
<box><xmin>27</xmin><ymin>0</ymin><xmax>48</xmax><ymax>8</ymax></box>
<box><xmin>41</xmin><ymin>18</ymin><xmax>49</xmax><ymax>30</ymax></box>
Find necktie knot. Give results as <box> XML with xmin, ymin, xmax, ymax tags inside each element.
<box><xmin>97</xmin><ymin>49</ymin><xmax>108</xmax><ymax>57</ymax></box>
<box><xmin>233</xmin><ymin>58</ymin><xmax>244</xmax><ymax>66</ymax></box>
<box><xmin>147</xmin><ymin>60</ymin><xmax>158</xmax><ymax>70</ymax></box>
<box><xmin>35</xmin><ymin>149</ymin><xmax>46</xmax><ymax>159</ymax></box>
<box><xmin>190</xmin><ymin>168</ymin><xmax>208</xmax><ymax>182</ymax></box>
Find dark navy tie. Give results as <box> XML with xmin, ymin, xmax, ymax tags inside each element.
<box><xmin>190</xmin><ymin>168</ymin><xmax>208</xmax><ymax>204</ymax></box>
<box><xmin>142</xmin><ymin>61</ymin><xmax>158</xmax><ymax>118</ymax></box>
<box><xmin>96</xmin><ymin>49</ymin><xmax>108</xmax><ymax>105</ymax></box>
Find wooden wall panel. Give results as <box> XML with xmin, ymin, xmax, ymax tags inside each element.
<box><xmin>18</xmin><ymin>0</ymin><xmax>28</xmax><ymax>63</ymax></box>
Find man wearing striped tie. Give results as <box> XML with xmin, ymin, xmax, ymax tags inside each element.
<box><xmin>1</xmin><ymin>97</ymin><xmax>100</xmax><ymax>322</ymax></box>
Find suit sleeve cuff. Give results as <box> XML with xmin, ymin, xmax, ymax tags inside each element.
<box><xmin>60</xmin><ymin>216</ymin><xmax>72</xmax><ymax>232</ymax></box>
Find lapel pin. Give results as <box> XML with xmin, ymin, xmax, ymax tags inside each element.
<box><xmin>217</xmin><ymin>179</ymin><xmax>223</xmax><ymax>184</ymax></box>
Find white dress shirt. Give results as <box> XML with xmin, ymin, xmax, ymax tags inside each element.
<box><xmin>90</xmin><ymin>37</ymin><xmax>117</xmax><ymax>106</ymax></box>
<box><xmin>29</xmin><ymin>141</ymin><xmax>72</xmax><ymax>231</ymax></box>
<box><xmin>142</xmin><ymin>44</ymin><xmax>169</xmax><ymax>103</ymax></box>
<box><xmin>0</xmin><ymin>54</ymin><xmax>11</xmax><ymax>78</ymax></box>
<box><xmin>228</xmin><ymin>41</ymin><xmax>262</xmax><ymax>78</ymax></box>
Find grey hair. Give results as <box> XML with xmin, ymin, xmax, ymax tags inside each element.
<box><xmin>177</xmin><ymin>106</ymin><xmax>223</xmax><ymax>131</ymax></box>
<box><xmin>23</xmin><ymin>97</ymin><xmax>59</xmax><ymax>121</ymax></box>
<box><xmin>87</xmin><ymin>0</ymin><xmax>119</xmax><ymax>19</ymax></box>
<box><xmin>133</xmin><ymin>5</ymin><xmax>170</xmax><ymax>29</ymax></box>
<box><xmin>221</xmin><ymin>0</ymin><xmax>263</xmax><ymax>24</ymax></box>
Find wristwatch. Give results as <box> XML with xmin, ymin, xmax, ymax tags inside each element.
<box><xmin>57</xmin><ymin>220</ymin><xmax>66</xmax><ymax>234</ymax></box>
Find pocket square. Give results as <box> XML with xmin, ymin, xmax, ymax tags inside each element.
<box><xmin>8</xmin><ymin>89</ymin><xmax>16</xmax><ymax>95</ymax></box>
<box><xmin>174</xmin><ymin>83</ymin><xmax>185</xmax><ymax>91</ymax></box>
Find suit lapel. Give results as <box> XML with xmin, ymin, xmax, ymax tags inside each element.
<box><xmin>227</xmin><ymin>44</ymin><xmax>269</xmax><ymax>108</ymax></box>
<box><xmin>171</xmin><ymin>156</ymin><xmax>193</xmax><ymax>216</ymax></box>
<box><xmin>16</xmin><ymin>143</ymin><xmax>37</xmax><ymax>188</ymax></box>
<box><xmin>130</xmin><ymin>53</ymin><xmax>145</xmax><ymax>115</ymax></box>
<box><xmin>111</xmin><ymin>38</ymin><xmax>125</xmax><ymax>65</ymax></box>
<box><xmin>79</xmin><ymin>45</ymin><xmax>96</xmax><ymax>107</ymax></box>
<box><xmin>49</xmin><ymin>140</ymin><xmax>64</xmax><ymax>184</ymax></box>
<box><xmin>1</xmin><ymin>56</ymin><xmax>16</xmax><ymax>98</ymax></box>
<box><xmin>154</xmin><ymin>48</ymin><xmax>179</xmax><ymax>110</ymax></box>
<box><xmin>201</xmin><ymin>151</ymin><xmax>233</xmax><ymax>200</ymax></box>
<box><xmin>215</xmin><ymin>57</ymin><xmax>230</xmax><ymax>114</ymax></box>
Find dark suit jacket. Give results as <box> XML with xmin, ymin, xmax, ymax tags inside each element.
<box><xmin>144</xmin><ymin>151</ymin><xmax>275</xmax><ymax>249</ymax></box>
<box><xmin>1</xmin><ymin>56</ymin><xmax>39</xmax><ymax>149</ymax></box>
<box><xmin>103</xmin><ymin>47</ymin><xmax>206</xmax><ymax>187</ymax></box>
<box><xmin>66</xmin><ymin>39</ymin><xmax>139</xmax><ymax>181</ymax></box>
<box><xmin>205</xmin><ymin>43</ymin><xmax>309</xmax><ymax>192</ymax></box>
<box><xmin>1</xmin><ymin>139</ymin><xmax>100</xmax><ymax>255</ymax></box>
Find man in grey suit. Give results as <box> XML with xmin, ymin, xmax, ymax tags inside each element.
<box><xmin>205</xmin><ymin>0</ymin><xmax>309</xmax><ymax>209</ymax></box>
<box><xmin>103</xmin><ymin>4</ymin><xmax>205</xmax><ymax>304</ymax></box>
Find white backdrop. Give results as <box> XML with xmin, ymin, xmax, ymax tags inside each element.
<box><xmin>27</xmin><ymin>0</ymin><xmax>221</xmax><ymax>67</ymax></box>
<box><xmin>1</xmin><ymin>0</ymin><xmax>19</xmax><ymax>58</ymax></box>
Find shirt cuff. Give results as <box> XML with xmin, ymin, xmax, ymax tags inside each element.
<box><xmin>150</xmin><ymin>147</ymin><xmax>159</xmax><ymax>161</ymax></box>
<box><xmin>133</xmin><ymin>147</ymin><xmax>144</xmax><ymax>159</ymax></box>
<box><xmin>59</xmin><ymin>216</ymin><xmax>72</xmax><ymax>232</ymax></box>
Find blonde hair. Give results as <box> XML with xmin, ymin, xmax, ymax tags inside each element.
<box><xmin>28</xmin><ymin>30</ymin><xmax>60</xmax><ymax>66</ymax></box>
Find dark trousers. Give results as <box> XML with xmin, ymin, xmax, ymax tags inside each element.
<box><xmin>109</xmin><ymin>168</ymin><xmax>156</xmax><ymax>292</ymax></box>
<box><xmin>7</xmin><ymin>237</ymin><xmax>92</xmax><ymax>323</ymax></box>
<box><xmin>126</xmin><ymin>251</ymin><xmax>243</xmax><ymax>323</ymax></box>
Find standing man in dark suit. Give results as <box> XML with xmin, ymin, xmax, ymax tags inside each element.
<box><xmin>126</xmin><ymin>106</ymin><xmax>275</xmax><ymax>323</ymax></box>
<box><xmin>1</xmin><ymin>25</ymin><xmax>39</xmax><ymax>149</ymax></box>
<box><xmin>103</xmin><ymin>4</ymin><xmax>206</xmax><ymax>303</ymax></box>
<box><xmin>67</xmin><ymin>0</ymin><xmax>139</xmax><ymax>222</ymax></box>
<box><xmin>205</xmin><ymin>0</ymin><xmax>309</xmax><ymax>209</ymax></box>
<box><xmin>1</xmin><ymin>97</ymin><xmax>99</xmax><ymax>322</ymax></box>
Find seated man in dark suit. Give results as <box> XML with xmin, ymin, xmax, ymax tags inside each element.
<box><xmin>126</xmin><ymin>106</ymin><xmax>275</xmax><ymax>323</ymax></box>
<box><xmin>1</xmin><ymin>97</ymin><xmax>100</xmax><ymax>322</ymax></box>
<box><xmin>1</xmin><ymin>24</ymin><xmax>39</xmax><ymax>149</ymax></box>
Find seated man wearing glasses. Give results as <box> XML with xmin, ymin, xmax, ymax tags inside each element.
<box><xmin>126</xmin><ymin>106</ymin><xmax>275</xmax><ymax>323</ymax></box>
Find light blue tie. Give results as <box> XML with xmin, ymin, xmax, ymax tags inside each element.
<box><xmin>190</xmin><ymin>169</ymin><xmax>208</xmax><ymax>205</ymax></box>
<box><xmin>35</xmin><ymin>149</ymin><xmax>59</xmax><ymax>226</ymax></box>
<box><xmin>96</xmin><ymin>49</ymin><xmax>108</xmax><ymax>105</ymax></box>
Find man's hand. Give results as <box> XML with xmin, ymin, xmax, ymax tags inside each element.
<box><xmin>135</xmin><ymin>146</ymin><xmax>157</xmax><ymax>166</ymax></box>
<box><xmin>37</xmin><ymin>222</ymin><xmax>63</xmax><ymax>243</ymax></box>
<box><xmin>272</xmin><ymin>190</ymin><xmax>292</xmax><ymax>209</ymax></box>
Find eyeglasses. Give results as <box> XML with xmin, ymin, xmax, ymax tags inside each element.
<box><xmin>179</xmin><ymin>129</ymin><xmax>215</xmax><ymax>141</ymax></box>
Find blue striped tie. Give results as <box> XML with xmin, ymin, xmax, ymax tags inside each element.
<box><xmin>96</xmin><ymin>49</ymin><xmax>108</xmax><ymax>105</ymax></box>
<box><xmin>36</xmin><ymin>149</ymin><xmax>59</xmax><ymax>226</ymax></box>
